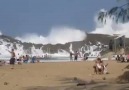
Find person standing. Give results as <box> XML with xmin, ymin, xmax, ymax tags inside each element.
<box><xmin>8</xmin><ymin>49</ymin><xmax>16</xmax><ymax>69</ymax></box>
<box><xmin>74</xmin><ymin>51</ymin><xmax>78</xmax><ymax>61</ymax></box>
<box><xmin>70</xmin><ymin>52</ymin><xmax>73</xmax><ymax>61</ymax></box>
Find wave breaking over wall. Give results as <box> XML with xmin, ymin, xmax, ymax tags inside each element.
<box><xmin>15</xmin><ymin>27</ymin><xmax>86</xmax><ymax>44</ymax></box>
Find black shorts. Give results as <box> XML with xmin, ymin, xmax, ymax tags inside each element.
<box><xmin>74</xmin><ymin>56</ymin><xmax>78</xmax><ymax>60</ymax></box>
<box><xmin>17</xmin><ymin>59</ymin><xmax>20</xmax><ymax>61</ymax></box>
<box><xmin>10</xmin><ymin>58</ymin><xmax>15</xmax><ymax>65</ymax></box>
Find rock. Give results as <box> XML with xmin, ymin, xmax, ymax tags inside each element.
<box><xmin>4</xmin><ymin>82</ymin><xmax>9</xmax><ymax>85</ymax></box>
<box><xmin>73</xmin><ymin>77</ymin><xmax>78</xmax><ymax>81</ymax></box>
<box><xmin>90</xmin><ymin>80</ymin><xmax>95</xmax><ymax>84</ymax></box>
<box><xmin>77</xmin><ymin>83</ymin><xmax>86</xmax><ymax>86</ymax></box>
<box><xmin>102</xmin><ymin>77</ymin><xmax>106</xmax><ymax>80</ymax></box>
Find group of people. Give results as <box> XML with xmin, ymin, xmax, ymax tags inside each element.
<box><xmin>70</xmin><ymin>51</ymin><xmax>109</xmax><ymax>74</ymax></box>
<box><xmin>70</xmin><ymin>51</ymin><xmax>81</xmax><ymax>61</ymax></box>
<box><xmin>116</xmin><ymin>54</ymin><xmax>129</xmax><ymax>62</ymax></box>
<box><xmin>17</xmin><ymin>54</ymin><xmax>30</xmax><ymax>64</ymax></box>
<box><xmin>6</xmin><ymin>49</ymin><xmax>38</xmax><ymax>68</ymax></box>
<box><xmin>70</xmin><ymin>51</ymin><xmax>88</xmax><ymax>61</ymax></box>
<box><xmin>1</xmin><ymin>49</ymin><xmax>109</xmax><ymax>75</ymax></box>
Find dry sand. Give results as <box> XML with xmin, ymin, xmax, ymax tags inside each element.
<box><xmin>0</xmin><ymin>60</ymin><xmax>129</xmax><ymax>90</ymax></box>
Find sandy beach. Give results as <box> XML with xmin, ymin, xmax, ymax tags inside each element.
<box><xmin>0</xmin><ymin>60</ymin><xmax>129</xmax><ymax>90</ymax></box>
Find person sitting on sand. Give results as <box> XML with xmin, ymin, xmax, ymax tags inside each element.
<box><xmin>120</xmin><ymin>54</ymin><xmax>125</xmax><ymax>62</ymax></box>
<box><xmin>93</xmin><ymin>58</ymin><xmax>104</xmax><ymax>74</ymax></box>
<box><xmin>31</xmin><ymin>56</ymin><xmax>36</xmax><ymax>63</ymax></box>
<box><xmin>24</xmin><ymin>55</ymin><xmax>29</xmax><ymax>63</ymax></box>
<box><xmin>16</xmin><ymin>53</ymin><xmax>22</xmax><ymax>65</ymax></box>
<box><xmin>116</xmin><ymin>55</ymin><xmax>120</xmax><ymax>62</ymax></box>
<box><xmin>18</xmin><ymin>56</ymin><xmax>22</xmax><ymax>65</ymax></box>
<box><xmin>93</xmin><ymin>58</ymin><xmax>109</xmax><ymax>74</ymax></box>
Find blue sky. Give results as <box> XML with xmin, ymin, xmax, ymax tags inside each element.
<box><xmin>0</xmin><ymin>0</ymin><xmax>125</xmax><ymax>37</ymax></box>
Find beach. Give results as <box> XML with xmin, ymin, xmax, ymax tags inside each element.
<box><xmin>0</xmin><ymin>60</ymin><xmax>129</xmax><ymax>90</ymax></box>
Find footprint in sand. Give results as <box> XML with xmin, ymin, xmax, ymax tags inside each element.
<box><xmin>4</xmin><ymin>82</ymin><xmax>9</xmax><ymax>85</ymax></box>
<box><xmin>0</xmin><ymin>73</ymin><xmax>5</xmax><ymax>80</ymax></box>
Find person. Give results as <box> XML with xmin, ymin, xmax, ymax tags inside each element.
<box><xmin>126</xmin><ymin>54</ymin><xmax>129</xmax><ymax>62</ymax></box>
<box><xmin>93</xmin><ymin>58</ymin><xmax>104</xmax><ymax>74</ymax></box>
<box><xmin>18</xmin><ymin>56</ymin><xmax>22</xmax><ymax>65</ymax></box>
<box><xmin>94</xmin><ymin>58</ymin><xmax>109</xmax><ymax>74</ymax></box>
<box><xmin>8</xmin><ymin>49</ymin><xmax>16</xmax><ymax>69</ymax></box>
<box><xmin>116</xmin><ymin>55</ymin><xmax>120</xmax><ymax>62</ymax></box>
<box><xmin>31</xmin><ymin>56</ymin><xmax>36</xmax><ymax>63</ymax></box>
<box><xmin>120</xmin><ymin>54</ymin><xmax>125</xmax><ymax>62</ymax></box>
<box><xmin>74</xmin><ymin>51</ymin><xmax>78</xmax><ymax>61</ymax></box>
<box><xmin>16</xmin><ymin>53</ymin><xmax>20</xmax><ymax>61</ymax></box>
<box><xmin>16</xmin><ymin>53</ymin><xmax>22</xmax><ymax>65</ymax></box>
<box><xmin>24</xmin><ymin>55</ymin><xmax>29</xmax><ymax>63</ymax></box>
<box><xmin>83</xmin><ymin>53</ymin><xmax>88</xmax><ymax>61</ymax></box>
<box><xmin>70</xmin><ymin>52</ymin><xmax>73</xmax><ymax>61</ymax></box>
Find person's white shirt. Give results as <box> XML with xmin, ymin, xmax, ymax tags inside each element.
<box><xmin>16</xmin><ymin>54</ymin><xmax>20</xmax><ymax>60</ymax></box>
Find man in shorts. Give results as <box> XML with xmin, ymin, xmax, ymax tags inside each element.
<box><xmin>8</xmin><ymin>49</ymin><xmax>16</xmax><ymax>69</ymax></box>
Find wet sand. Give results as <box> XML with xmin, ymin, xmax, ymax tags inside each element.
<box><xmin>0</xmin><ymin>60</ymin><xmax>129</xmax><ymax>90</ymax></box>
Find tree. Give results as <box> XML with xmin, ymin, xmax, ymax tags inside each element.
<box><xmin>98</xmin><ymin>0</ymin><xmax>129</xmax><ymax>23</ymax></box>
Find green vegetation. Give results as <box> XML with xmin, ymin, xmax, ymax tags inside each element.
<box><xmin>98</xmin><ymin>0</ymin><xmax>129</xmax><ymax>23</ymax></box>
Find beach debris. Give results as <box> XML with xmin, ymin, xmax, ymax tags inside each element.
<box><xmin>11</xmin><ymin>67</ymin><xmax>14</xmax><ymax>69</ymax></box>
<box><xmin>77</xmin><ymin>82</ymin><xmax>86</xmax><ymax>86</ymax></box>
<box><xmin>102</xmin><ymin>77</ymin><xmax>106</xmax><ymax>80</ymax></box>
<box><xmin>73</xmin><ymin>77</ymin><xmax>95</xmax><ymax>86</ymax></box>
<box><xmin>4</xmin><ymin>82</ymin><xmax>9</xmax><ymax>85</ymax></box>
<box><xmin>76</xmin><ymin>80</ymin><xmax>95</xmax><ymax>86</ymax></box>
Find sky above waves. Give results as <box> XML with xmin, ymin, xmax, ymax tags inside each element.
<box><xmin>0</xmin><ymin>0</ymin><xmax>125</xmax><ymax>37</ymax></box>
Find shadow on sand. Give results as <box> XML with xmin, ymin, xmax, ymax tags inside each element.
<box><xmin>124</xmin><ymin>65</ymin><xmax>129</xmax><ymax>69</ymax></box>
<box><xmin>116</xmin><ymin>64</ymin><xmax>129</xmax><ymax>83</ymax></box>
<box><xmin>23</xmin><ymin>83</ymin><xmax>129</xmax><ymax>90</ymax></box>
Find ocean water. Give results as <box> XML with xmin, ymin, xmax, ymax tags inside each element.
<box><xmin>1</xmin><ymin>56</ymin><xmax>108</xmax><ymax>64</ymax></box>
